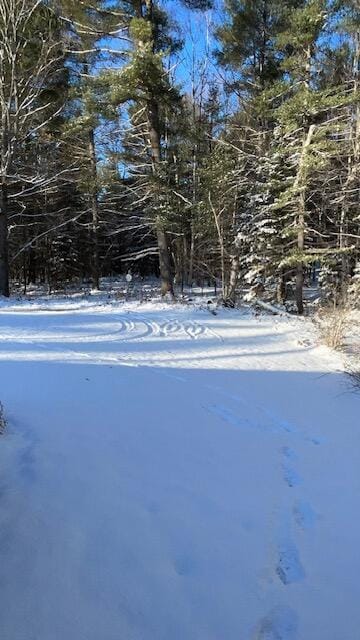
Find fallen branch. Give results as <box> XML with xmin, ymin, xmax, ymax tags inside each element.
<box><xmin>252</xmin><ymin>299</ymin><xmax>291</xmax><ymax>317</ymax></box>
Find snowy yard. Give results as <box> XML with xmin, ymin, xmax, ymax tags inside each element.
<box><xmin>0</xmin><ymin>298</ymin><xmax>359</xmax><ymax>640</ymax></box>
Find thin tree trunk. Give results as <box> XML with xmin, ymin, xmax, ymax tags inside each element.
<box><xmin>296</xmin><ymin>204</ymin><xmax>305</xmax><ymax>315</ymax></box>
<box><xmin>22</xmin><ymin>225</ymin><xmax>27</xmax><ymax>294</ymax></box>
<box><xmin>277</xmin><ymin>271</ymin><xmax>286</xmax><ymax>304</ymax></box>
<box><xmin>182</xmin><ymin>235</ymin><xmax>188</xmax><ymax>290</ymax></box>
<box><xmin>0</xmin><ymin>183</ymin><xmax>9</xmax><ymax>297</ymax></box>
<box><xmin>147</xmin><ymin>98</ymin><xmax>174</xmax><ymax>297</ymax></box>
<box><xmin>296</xmin><ymin>183</ymin><xmax>307</xmax><ymax>315</ymax></box>
<box><xmin>88</xmin><ymin>128</ymin><xmax>100</xmax><ymax>290</ymax></box>
<box><xmin>188</xmin><ymin>222</ymin><xmax>195</xmax><ymax>286</ymax></box>
<box><xmin>339</xmin><ymin>193</ymin><xmax>349</xmax><ymax>301</ymax></box>
<box><xmin>0</xmin><ymin>98</ymin><xmax>9</xmax><ymax>296</ymax></box>
<box><xmin>225</xmin><ymin>254</ymin><xmax>239</xmax><ymax>307</ymax></box>
<box><xmin>189</xmin><ymin>142</ymin><xmax>197</xmax><ymax>287</ymax></box>
<box><xmin>224</xmin><ymin>187</ymin><xmax>241</xmax><ymax>307</ymax></box>
<box><xmin>210</xmin><ymin>195</ymin><xmax>226</xmax><ymax>299</ymax></box>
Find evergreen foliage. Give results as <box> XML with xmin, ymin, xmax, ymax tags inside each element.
<box><xmin>0</xmin><ymin>0</ymin><xmax>358</xmax><ymax>311</ymax></box>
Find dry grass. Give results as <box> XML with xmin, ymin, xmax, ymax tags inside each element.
<box><xmin>318</xmin><ymin>306</ymin><xmax>349</xmax><ymax>350</ymax></box>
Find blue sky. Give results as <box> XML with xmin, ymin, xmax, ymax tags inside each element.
<box><xmin>163</xmin><ymin>0</ymin><xmax>224</xmax><ymax>92</ymax></box>
<box><xmin>97</xmin><ymin>0</ymin><xmax>228</xmax><ymax>119</ymax></box>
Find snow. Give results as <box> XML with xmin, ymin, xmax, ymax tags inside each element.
<box><xmin>0</xmin><ymin>297</ymin><xmax>359</xmax><ymax>639</ymax></box>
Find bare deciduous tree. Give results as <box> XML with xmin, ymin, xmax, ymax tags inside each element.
<box><xmin>0</xmin><ymin>0</ymin><xmax>64</xmax><ymax>295</ymax></box>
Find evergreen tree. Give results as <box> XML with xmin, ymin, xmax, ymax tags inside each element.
<box><xmin>272</xmin><ymin>0</ymin><xmax>358</xmax><ymax>312</ymax></box>
<box><xmin>215</xmin><ymin>0</ymin><xmax>301</xmax><ymax>305</ymax></box>
<box><xmin>57</xmin><ymin>0</ymin><xmax>122</xmax><ymax>289</ymax></box>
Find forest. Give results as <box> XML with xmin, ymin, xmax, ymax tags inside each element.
<box><xmin>1</xmin><ymin>3</ymin><xmax>360</xmax><ymax>636</ymax></box>
<box><xmin>0</xmin><ymin>0</ymin><xmax>360</xmax><ymax>314</ymax></box>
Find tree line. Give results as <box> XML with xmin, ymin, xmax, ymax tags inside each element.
<box><xmin>0</xmin><ymin>0</ymin><xmax>359</xmax><ymax>313</ymax></box>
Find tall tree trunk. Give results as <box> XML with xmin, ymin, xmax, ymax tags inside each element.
<box><xmin>172</xmin><ymin>237</ymin><xmax>183</xmax><ymax>286</ymax></box>
<box><xmin>339</xmin><ymin>192</ymin><xmax>349</xmax><ymax>301</ymax></box>
<box><xmin>277</xmin><ymin>271</ymin><xmax>286</xmax><ymax>304</ymax></box>
<box><xmin>188</xmin><ymin>222</ymin><xmax>195</xmax><ymax>286</ymax></box>
<box><xmin>88</xmin><ymin>128</ymin><xmax>100</xmax><ymax>290</ymax></box>
<box><xmin>293</xmin><ymin>124</ymin><xmax>315</xmax><ymax>314</ymax></box>
<box><xmin>225</xmin><ymin>189</ymin><xmax>241</xmax><ymax>307</ymax></box>
<box><xmin>225</xmin><ymin>253</ymin><xmax>239</xmax><ymax>307</ymax></box>
<box><xmin>147</xmin><ymin>97</ymin><xmax>174</xmax><ymax>297</ymax></box>
<box><xmin>136</xmin><ymin>0</ymin><xmax>174</xmax><ymax>298</ymax></box>
<box><xmin>296</xmin><ymin>198</ymin><xmax>305</xmax><ymax>316</ymax></box>
<box><xmin>156</xmin><ymin>226</ymin><xmax>173</xmax><ymax>295</ymax></box>
<box><xmin>293</xmin><ymin>45</ymin><xmax>314</xmax><ymax>315</ymax></box>
<box><xmin>0</xmin><ymin>183</ymin><xmax>9</xmax><ymax>297</ymax></box>
<box><xmin>210</xmin><ymin>196</ymin><xmax>226</xmax><ymax>299</ymax></box>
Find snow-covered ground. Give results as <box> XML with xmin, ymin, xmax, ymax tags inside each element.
<box><xmin>0</xmin><ymin>297</ymin><xmax>358</xmax><ymax>640</ymax></box>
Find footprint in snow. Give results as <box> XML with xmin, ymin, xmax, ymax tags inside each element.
<box><xmin>275</xmin><ymin>510</ymin><xmax>306</xmax><ymax>585</ymax></box>
<box><xmin>281</xmin><ymin>447</ymin><xmax>302</xmax><ymax>488</ymax></box>
<box><xmin>281</xmin><ymin>446</ymin><xmax>297</xmax><ymax>461</ymax></box>
<box><xmin>282</xmin><ymin>464</ymin><xmax>302</xmax><ymax>488</ymax></box>
<box><xmin>205</xmin><ymin>404</ymin><xmax>250</xmax><ymax>429</ymax></box>
<box><xmin>18</xmin><ymin>446</ymin><xmax>37</xmax><ymax>483</ymax></box>
<box><xmin>293</xmin><ymin>500</ymin><xmax>318</xmax><ymax>530</ymax></box>
<box><xmin>276</xmin><ymin>542</ymin><xmax>305</xmax><ymax>585</ymax></box>
<box><xmin>255</xmin><ymin>605</ymin><xmax>298</xmax><ymax>640</ymax></box>
<box><xmin>174</xmin><ymin>555</ymin><xmax>196</xmax><ymax>576</ymax></box>
<box><xmin>307</xmin><ymin>435</ymin><xmax>322</xmax><ymax>446</ymax></box>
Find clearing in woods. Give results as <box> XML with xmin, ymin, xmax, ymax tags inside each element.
<box><xmin>0</xmin><ymin>297</ymin><xmax>358</xmax><ymax>640</ymax></box>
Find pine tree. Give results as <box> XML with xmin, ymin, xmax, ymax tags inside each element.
<box><xmin>57</xmin><ymin>1</ymin><xmax>122</xmax><ymax>290</ymax></box>
<box><xmin>215</xmin><ymin>0</ymin><xmax>301</xmax><ymax>305</ymax></box>
<box><xmin>272</xmin><ymin>0</ymin><xmax>360</xmax><ymax>312</ymax></box>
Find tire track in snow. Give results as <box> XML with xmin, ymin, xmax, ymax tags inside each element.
<box><xmin>129</xmin><ymin>312</ymin><xmax>221</xmax><ymax>343</ymax></box>
<box><xmin>2</xmin><ymin>311</ymin><xmax>222</xmax><ymax>368</ymax></box>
